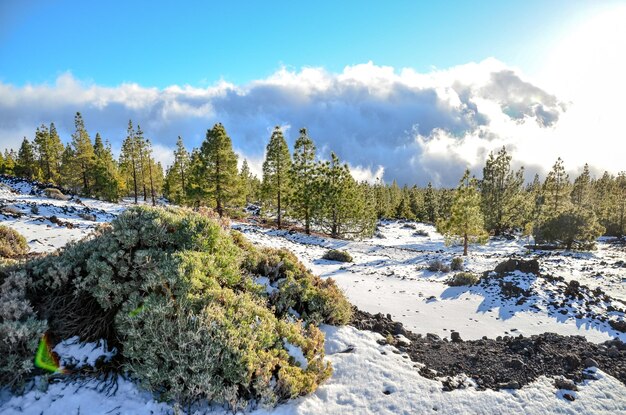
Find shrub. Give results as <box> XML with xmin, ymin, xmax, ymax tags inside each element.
<box><xmin>1</xmin><ymin>205</ymin><xmax>22</xmax><ymax>216</ymax></box>
<box><xmin>4</xmin><ymin>206</ymin><xmax>350</xmax><ymax>407</ymax></box>
<box><xmin>235</xmin><ymin>244</ymin><xmax>353</xmax><ymax>326</ymax></box>
<box><xmin>533</xmin><ymin>207</ymin><xmax>604</xmax><ymax>250</ymax></box>
<box><xmin>447</xmin><ymin>272</ymin><xmax>479</xmax><ymax>286</ymax></box>
<box><xmin>322</xmin><ymin>249</ymin><xmax>353</xmax><ymax>263</ymax></box>
<box><xmin>427</xmin><ymin>259</ymin><xmax>450</xmax><ymax>273</ymax></box>
<box><xmin>413</xmin><ymin>229</ymin><xmax>429</xmax><ymax>237</ymax></box>
<box><xmin>0</xmin><ymin>270</ymin><xmax>47</xmax><ymax>390</ymax></box>
<box><xmin>451</xmin><ymin>257</ymin><xmax>464</xmax><ymax>271</ymax></box>
<box><xmin>0</xmin><ymin>225</ymin><xmax>29</xmax><ymax>258</ymax></box>
<box><xmin>43</xmin><ymin>188</ymin><xmax>69</xmax><ymax>200</ymax></box>
<box><xmin>30</xmin><ymin>204</ymin><xmax>39</xmax><ymax>215</ymax></box>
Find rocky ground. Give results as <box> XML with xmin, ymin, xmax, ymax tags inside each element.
<box><xmin>350</xmin><ymin>258</ymin><xmax>626</xmax><ymax>399</ymax></box>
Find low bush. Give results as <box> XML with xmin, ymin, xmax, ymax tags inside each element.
<box><xmin>451</xmin><ymin>257</ymin><xmax>464</xmax><ymax>271</ymax></box>
<box><xmin>533</xmin><ymin>207</ymin><xmax>604</xmax><ymax>251</ymax></box>
<box><xmin>0</xmin><ymin>225</ymin><xmax>29</xmax><ymax>258</ymax></box>
<box><xmin>322</xmin><ymin>249</ymin><xmax>353</xmax><ymax>263</ymax></box>
<box><xmin>413</xmin><ymin>229</ymin><xmax>429</xmax><ymax>237</ymax></box>
<box><xmin>0</xmin><ymin>206</ymin><xmax>351</xmax><ymax>408</ymax></box>
<box><xmin>447</xmin><ymin>272</ymin><xmax>479</xmax><ymax>286</ymax></box>
<box><xmin>1</xmin><ymin>205</ymin><xmax>22</xmax><ymax>216</ymax></box>
<box><xmin>233</xmin><ymin>236</ymin><xmax>353</xmax><ymax>326</ymax></box>
<box><xmin>427</xmin><ymin>259</ymin><xmax>450</xmax><ymax>273</ymax></box>
<box><xmin>43</xmin><ymin>188</ymin><xmax>69</xmax><ymax>200</ymax></box>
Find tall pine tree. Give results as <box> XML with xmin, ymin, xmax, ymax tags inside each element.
<box><xmin>315</xmin><ymin>153</ymin><xmax>375</xmax><ymax>238</ymax></box>
<box><xmin>480</xmin><ymin>147</ymin><xmax>525</xmax><ymax>235</ymax></box>
<box><xmin>69</xmin><ymin>112</ymin><xmax>96</xmax><ymax>195</ymax></box>
<box><xmin>262</xmin><ymin>126</ymin><xmax>292</xmax><ymax>228</ymax></box>
<box><xmin>164</xmin><ymin>136</ymin><xmax>190</xmax><ymax>204</ymax></box>
<box><xmin>198</xmin><ymin>123</ymin><xmax>241</xmax><ymax>216</ymax></box>
<box><xmin>438</xmin><ymin>170</ymin><xmax>487</xmax><ymax>256</ymax></box>
<box><xmin>119</xmin><ymin>120</ymin><xmax>140</xmax><ymax>203</ymax></box>
<box><xmin>290</xmin><ymin>128</ymin><xmax>317</xmax><ymax>234</ymax></box>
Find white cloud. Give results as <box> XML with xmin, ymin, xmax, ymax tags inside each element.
<box><xmin>0</xmin><ymin>55</ymin><xmax>619</xmax><ymax>186</ymax></box>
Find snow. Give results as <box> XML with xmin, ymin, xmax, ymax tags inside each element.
<box><xmin>53</xmin><ymin>337</ymin><xmax>117</xmax><ymax>369</ymax></box>
<box><xmin>233</xmin><ymin>221</ymin><xmax>626</xmax><ymax>343</ymax></box>
<box><xmin>2</xmin><ymin>177</ymin><xmax>626</xmax><ymax>414</ymax></box>
<box><xmin>283</xmin><ymin>340</ymin><xmax>308</xmax><ymax>370</ymax></box>
<box><xmin>3</xmin><ymin>326</ymin><xmax>625</xmax><ymax>414</ymax></box>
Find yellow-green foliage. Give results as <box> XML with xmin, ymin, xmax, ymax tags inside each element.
<box><xmin>234</xmin><ymin>240</ymin><xmax>353</xmax><ymax>326</ymax></box>
<box><xmin>1</xmin><ymin>206</ymin><xmax>351</xmax><ymax>407</ymax></box>
<box><xmin>448</xmin><ymin>272</ymin><xmax>480</xmax><ymax>286</ymax></box>
<box><xmin>322</xmin><ymin>249</ymin><xmax>353</xmax><ymax>263</ymax></box>
<box><xmin>0</xmin><ymin>225</ymin><xmax>29</xmax><ymax>258</ymax></box>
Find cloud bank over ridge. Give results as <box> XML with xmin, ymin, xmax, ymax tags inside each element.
<box><xmin>0</xmin><ymin>58</ymin><xmax>618</xmax><ymax>186</ymax></box>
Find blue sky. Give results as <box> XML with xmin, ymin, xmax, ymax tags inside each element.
<box><xmin>1</xmin><ymin>1</ymin><xmax>624</xmax><ymax>185</ymax></box>
<box><xmin>0</xmin><ymin>0</ymin><xmax>615</xmax><ymax>87</ymax></box>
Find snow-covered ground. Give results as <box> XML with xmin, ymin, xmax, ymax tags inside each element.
<box><xmin>233</xmin><ymin>221</ymin><xmax>626</xmax><ymax>343</ymax></box>
<box><xmin>1</xmin><ymin>176</ymin><xmax>625</xmax><ymax>414</ymax></box>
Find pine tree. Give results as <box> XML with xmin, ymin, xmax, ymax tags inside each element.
<box><xmin>593</xmin><ymin>171</ymin><xmax>614</xmax><ymax>233</ymax></box>
<box><xmin>3</xmin><ymin>150</ymin><xmax>16</xmax><ymax>175</ymax></box>
<box><xmin>388</xmin><ymin>180</ymin><xmax>401</xmax><ymax>218</ymax></box>
<box><xmin>615</xmin><ymin>172</ymin><xmax>626</xmax><ymax>236</ymax></box>
<box><xmin>409</xmin><ymin>186</ymin><xmax>425</xmax><ymax>220</ymax></box>
<box><xmin>198</xmin><ymin>123</ymin><xmax>241</xmax><ymax>216</ymax></box>
<box><xmin>119</xmin><ymin>120</ymin><xmax>140</xmax><ymax>203</ymax></box>
<box><xmin>372</xmin><ymin>178</ymin><xmax>390</xmax><ymax>219</ymax></box>
<box><xmin>34</xmin><ymin>123</ymin><xmax>64</xmax><ymax>183</ymax></box>
<box><xmin>437</xmin><ymin>170</ymin><xmax>488</xmax><ymax>256</ymax></box>
<box><xmin>424</xmin><ymin>182</ymin><xmax>438</xmax><ymax>223</ymax></box>
<box><xmin>164</xmin><ymin>136</ymin><xmax>190</xmax><ymax>205</ymax></box>
<box><xmin>315</xmin><ymin>153</ymin><xmax>375</xmax><ymax>238</ymax></box>
<box><xmin>135</xmin><ymin>125</ymin><xmax>149</xmax><ymax>202</ymax></box>
<box><xmin>69</xmin><ymin>112</ymin><xmax>96</xmax><ymax>195</ymax></box>
<box><xmin>145</xmin><ymin>139</ymin><xmax>157</xmax><ymax>206</ymax></box>
<box><xmin>542</xmin><ymin>157</ymin><xmax>571</xmax><ymax>218</ymax></box>
<box><xmin>262</xmin><ymin>126</ymin><xmax>292</xmax><ymax>228</ymax></box>
<box><xmin>290</xmin><ymin>128</ymin><xmax>317</xmax><ymax>234</ymax></box>
<box><xmin>16</xmin><ymin>138</ymin><xmax>37</xmax><ymax>179</ymax></box>
<box><xmin>480</xmin><ymin>147</ymin><xmax>525</xmax><ymax>235</ymax></box>
<box><xmin>92</xmin><ymin>133</ymin><xmax>122</xmax><ymax>201</ymax></box>
<box><xmin>571</xmin><ymin>163</ymin><xmax>592</xmax><ymax>209</ymax></box>
<box><xmin>0</xmin><ymin>150</ymin><xmax>4</xmax><ymax>173</ymax></box>
<box><xmin>186</xmin><ymin>149</ymin><xmax>205</xmax><ymax>207</ymax></box>
<box><xmin>239</xmin><ymin>159</ymin><xmax>261</xmax><ymax>205</ymax></box>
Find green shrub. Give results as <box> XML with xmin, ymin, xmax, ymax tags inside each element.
<box><xmin>322</xmin><ymin>249</ymin><xmax>353</xmax><ymax>263</ymax></box>
<box><xmin>4</xmin><ymin>206</ymin><xmax>350</xmax><ymax>407</ymax></box>
<box><xmin>0</xmin><ymin>225</ymin><xmax>29</xmax><ymax>258</ymax></box>
<box><xmin>43</xmin><ymin>188</ymin><xmax>69</xmax><ymax>200</ymax></box>
<box><xmin>0</xmin><ymin>269</ymin><xmax>47</xmax><ymax>390</ymax></box>
<box><xmin>427</xmin><ymin>259</ymin><xmax>450</xmax><ymax>272</ymax></box>
<box><xmin>534</xmin><ymin>207</ymin><xmax>604</xmax><ymax>250</ymax></box>
<box><xmin>235</xmin><ymin>244</ymin><xmax>353</xmax><ymax>326</ymax></box>
<box><xmin>451</xmin><ymin>257</ymin><xmax>464</xmax><ymax>271</ymax></box>
<box><xmin>447</xmin><ymin>272</ymin><xmax>479</xmax><ymax>286</ymax></box>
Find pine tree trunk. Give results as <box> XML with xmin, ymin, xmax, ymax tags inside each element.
<box><xmin>180</xmin><ymin>166</ymin><xmax>186</xmax><ymax>201</ymax></box>
<box><xmin>305</xmin><ymin>211</ymin><xmax>310</xmax><ymax>234</ymax></box>
<box><xmin>132</xmin><ymin>164</ymin><xmax>138</xmax><ymax>204</ymax></box>
<box><xmin>277</xmin><ymin>191</ymin><xmax>282</xmax><ymax>229</ymax></box>
<box><xmin>463</xmin><ymin>232</ymin><xmax>468</xmax><ymax>256</ymax></box>
<box><xmin>82</xmin><ymin>163</ymin><xmax>89</xmax><ymax>195</ymax></box>
<box><xmin>148</xmin><ymin>160</ymin><xmax>156</xmax><ymax>206</ymax></box>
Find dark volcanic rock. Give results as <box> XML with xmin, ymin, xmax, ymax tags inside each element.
<box><xmin>494</xmin><ymin>258</ymin><xmax>540</xmax><ymax>275</ymax></box>
<box><xmin>350</xmin><ymin>307</ymin><xmax>626</xmax><ymax>392</ymax></box>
